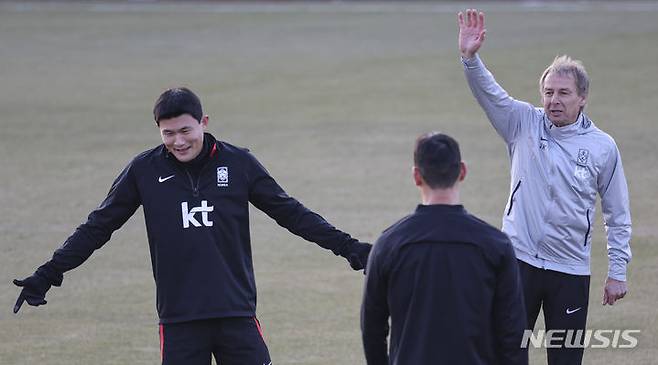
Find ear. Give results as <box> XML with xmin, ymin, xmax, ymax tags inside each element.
<box><xmin>201</xmin><ymin>115</ymin><xmax>209</xmax><ymax>130</ymax></box>
<box><xmin>579</xmin><ymin>94</ymin><xmax>588</xmax><ymax>108</ymax></box>
<box><xmin>458</xmin><ymin>161</ymin><xmax>467</xmax><ymax>182</ymax></box>
<box><xmin>413</xmin><ymin>166</ymin><xmax>423</xmax><ymax>187</ymax></box>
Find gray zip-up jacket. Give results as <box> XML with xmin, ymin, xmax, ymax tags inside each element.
<box><xmin>462</xmin><ymin>54</ymin><xmax>631</xmax><ymax>280</ymax></box>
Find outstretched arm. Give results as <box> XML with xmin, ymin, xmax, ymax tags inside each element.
<box><xmin>458</xmin><ymin>9</ymin><xmax>486</xmax><ymax>59</ymax></box>
<box><xmin>247</xmin><ymin>152</ymin><xmax>371</xmax><ymax>271</ymax></box>
<box><xmin>457</xmin><ymin>9</ymin><xmax>536</xmax><ymax>145</ymax></box>
<box><xmin>13</xmin><ymin>162</ymin><xmax>141</xmax><ymax>313</ymax></box>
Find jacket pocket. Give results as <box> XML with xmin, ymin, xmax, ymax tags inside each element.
<box><xmin>507</xmin><ymin>179</ymin><xmax>522</xmax><ymax>216</ymax></box>
<box><xmin>583</xmin><ymin>209</ymin><xmax>591</xmax><ymax>246</ymax></box>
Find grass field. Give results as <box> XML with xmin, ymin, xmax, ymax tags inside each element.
<box><xmin>1</xmin><ymin>1</ymin><xmax>657</xmax><ymax>364</ymax></box>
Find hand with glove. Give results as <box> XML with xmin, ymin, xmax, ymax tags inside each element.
<box><xmin>340</xmin><ymin>241</ymin><xmax>372</xmax><ymax>271</ymax></box>
<box><xmin>13</xmin><ymin>274</ymin><xmax>50</xmax><ymax>313</ymax></box>
<box><xmin>13</xmin><ymin>268</ymin><xmax>61</xmax><ymax>313</ymax></box>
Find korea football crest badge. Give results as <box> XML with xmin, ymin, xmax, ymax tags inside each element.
<box><xmin>575</xmin><ymin>149</ymin><xmax>590</xmax><ymax>180</ymax></box>
<box><xmin>217</xmin><ymin>167</ymin><xmax>229</xmax><ymax>187</ymax></box>
<box><xmin>577</xmin><ymin>149</ymin><xmax>590</xmax><ymax>166</ymax></box>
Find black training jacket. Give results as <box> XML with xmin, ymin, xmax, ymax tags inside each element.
<box><xmin>37</xmin><ymin>133</ymin><xmax>358</xmax><ymax>323</ymax></box>
<box><xmin>361</xmin><ymin>204</ymin><xmax>527</xmax><ymax>365</ymax></box>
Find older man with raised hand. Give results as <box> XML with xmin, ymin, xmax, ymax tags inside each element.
<box><xmin>458</xmin><ymin>8</ymin><xmax>632</xmax><ymax>365</ymax></box>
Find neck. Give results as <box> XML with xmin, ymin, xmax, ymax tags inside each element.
<box><xmin>552</xmin><ymin>120</ymin><xmax>577</xmax><ymax>128</ymax></box>
<box><xmin>420</xmin><ymin>187</ymin><xmax>460</xmax><ymax>205</ymax></box>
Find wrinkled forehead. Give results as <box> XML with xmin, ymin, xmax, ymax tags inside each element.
<box><xmin>542</xmin><ymin>72</ymin><xmax>578</xmax><ymax>90</ymax></box>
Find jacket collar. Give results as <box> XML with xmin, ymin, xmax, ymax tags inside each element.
<box><xmin>415</xmin><ymin>204</ymin><xmax>466</xmax><ymax>214</ymax></box>
<box><xmin>544</xmin><ymin>112</ymin><xmax>594</xmax><ymax>139</ymax></box>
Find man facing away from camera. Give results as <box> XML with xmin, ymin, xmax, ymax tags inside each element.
<box><xmin>13</xmin><ymin>87</ymin><xmax>371</xmax><ymax>365</ymax></box>
<box><xmin>458</xmin><ymin>9</ymin><xmax>632</xmax><ymax>364</ymax></box>
<box><xmin>361</xmin><ymin>132</ymin><xmax>527</xmax><ymax>365</ymax></box>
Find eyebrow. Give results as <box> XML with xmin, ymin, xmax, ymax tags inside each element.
<box><xmin>162</xmin><ymin>126</ymin><xmax>191</xmax><ymax>133</ymax></box>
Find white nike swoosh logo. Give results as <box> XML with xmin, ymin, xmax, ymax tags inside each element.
<box><xmin>566</xmin><ymin>307</ymin><xmax>582</xmax><ymax>314</ymax></box>
<box><xmin>158</xmin><ymin>175</ymin><xmax>175</xmax><ymax>183</ymax></box>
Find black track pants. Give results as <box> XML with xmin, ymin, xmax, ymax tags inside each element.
<box><xmin>518</xmin><ymin>260</ymin><xmax>590</xmax><ymax>365</ymax></box>
<box><xmin>160</xmin><ymin>317</ymin><xmax>271</xmax><ymax>365</ymax></box>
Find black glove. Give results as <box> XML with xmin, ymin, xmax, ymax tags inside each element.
<box><xmin>13</xmin><ymin>273</ymin><xmax>52</xmax><ymax>313</ymax></box>
<box><xmin>341</xmin><ymin>241</ymin><xmax>372</xmax><ymax>271</ymax></box>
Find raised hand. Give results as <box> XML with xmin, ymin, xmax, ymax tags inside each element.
<box><xmin>457</xmin><ymin>9</ymin><xmax>486</xmax><ymax>59</ymax></box>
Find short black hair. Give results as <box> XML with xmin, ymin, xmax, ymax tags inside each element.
<box><xmin>414</xmin><ymin>132</ymin><xmax>461</xmax><ymax>189</ymax></box>
<box><xmin>153</xmin><ymin>87</ymin><xmax>203</xmax><ymax>125</ymax></box>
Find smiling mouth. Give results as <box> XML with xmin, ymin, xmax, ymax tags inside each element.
<box><xmin>174</xmin><ymin>146</ymin><xmax>191</xmax><ymax>153</ymax></box>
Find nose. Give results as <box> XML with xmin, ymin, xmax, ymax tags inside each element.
<box><xmin>173</xmin><ymin>133</ymin><xmax>185</xmax><ymax>146</ymax></box>
<box><xmin>550</xmin><ymin>94</ymin><xmax>561</xmax><ymax>105</ymax></box>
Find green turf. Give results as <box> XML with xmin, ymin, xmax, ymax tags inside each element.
<box><xmin>1</xmin><ymin>2</ymin><xmax>657</xmax><ymax>364</ymax></box>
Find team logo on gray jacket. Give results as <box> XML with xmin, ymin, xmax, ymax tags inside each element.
<box><xmin>577</xmin><ymin>149</ymin><xmax>590</xmax><ymax>166</ymax></box>
<box><xmin>217</xmin><ymin>167</ymin><xmax>228</xmax><ymax>187</ymax></box>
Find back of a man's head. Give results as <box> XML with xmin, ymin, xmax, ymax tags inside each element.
<box><xmin>153</xmin><ymin>87</ymin><xmax>203</xmax><ymax>125</ymax></box>
<box><xmin>414</xmin><ymin>132</ymin><xmax>461</xmax><ymax>189</ymax></box>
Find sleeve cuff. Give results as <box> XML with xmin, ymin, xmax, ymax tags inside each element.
<box><xmin>607</xmin><ymin>261</ymin><xmax>627</xmax><ymax>282</ymax></box>
<box><xmin>460</xmin><ymin>54</ymin><xmax>481</xmax><ymax>69</ymax></box>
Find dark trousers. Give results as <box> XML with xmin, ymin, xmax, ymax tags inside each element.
<box><xmin>517</xmin><ymin>260</ymin><xmax>590</xmax><ymax>365</ymax></box>
<box><xmin>160</xmin><ymin>317</ymin><xmax>271</xmax><ymax>365</ymax></box>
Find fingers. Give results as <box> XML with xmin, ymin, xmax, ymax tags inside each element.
<box><xmin>465</xmin><ymin>9</ymin><xmax>485</xmax><ymax>29</ymax></box>
<box><xmin>606</xmin><ymin>294</ymin><xmax>616</xmax><ymax>305</ymax></box>
<box><xmin>458</xmin><ymin>9</ymin><xmax>485</xmax><ymax>33</ymax></box>
<box><xmin>468</xmin><ymin>9</ymin><xmax>478</xmax><ymax>28</ymax></box>
<box><xmin>14</xmin><ymin>293</ymin><xmax>26</xmax><ymax>314</ymax></box>
<box><xmin>14</xmin><ymin>277</ymin><xmax>48</xmax><ymax>313</ymax></box>
<box><xmin>458</xmin><ymin>9</ymin><xmax>477</xmax><ymax>29</ymax></box>
<box><xmin>26</xmin><ymin>297</ymin><xmax>47</xmax><ymax>307</ymax></box>
<box><xmin>602</xmin><ymin>288</ymin><xmax>627</xmax><ymax>305</ymax></box>
<box><xmin>608</xmin><ymin>294</ymin><xmax>618</xmax><ymax>305</ymax></box>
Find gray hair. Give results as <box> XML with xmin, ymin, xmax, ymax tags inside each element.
<box><xmin>539</xmin><ymin>55</ymin><xmax>589</xmax><ymax>97</ymax></box>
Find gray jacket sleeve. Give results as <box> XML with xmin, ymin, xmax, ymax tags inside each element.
<box><xmin>462</xmin><ymin>54</ymin><xmax>537</xmax><ymax>145</ymax></box>
<box><xmin>598</xmin><ymin>141</ymin><xmax>632</xmax><ymax>281</ymax></box>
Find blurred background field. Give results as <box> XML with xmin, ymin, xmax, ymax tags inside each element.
<box><xmin>1</xmin><ymin>1</ymin><xmax>657</xmax><ymax>364</ymax></box>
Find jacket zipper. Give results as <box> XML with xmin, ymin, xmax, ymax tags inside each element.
<box><xmin>507</xmin><ymin>180</ymin><xmax>522</xmax><ymax>216</ymax></box>
<box><xmin>584</xmin><ymin>209</ymin><xmax>591</xmax><ymax>246</ymax></box>
<box><xmin>184</xmin><ymin>160</ymin><xmax>214</xmax><ymax>197</ymax></box>
<box><xmin>184</xmin><ymin>169</ymin><xmax>200</xmax><ymax>197</ymax></box>
<box><xmin>168</xmin><ymin>142</ymin><xmax>218</xmax><ymax>197</ymax></box>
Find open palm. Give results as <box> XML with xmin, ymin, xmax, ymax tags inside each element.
<box><xmin>458</xmin><ymin>9</ymin><xmax>486</xmax><ymax>59</ymax></box>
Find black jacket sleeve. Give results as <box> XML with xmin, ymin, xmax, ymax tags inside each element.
<box><xmin>360</xmin><ymin>239</ymin><xmax>390</xmax><ymax>364</ymax></box>
<box><xmin>492</xmin><ymin>240</ymin><xmax>528</xmax><ymax>365</ymax></box>
<box><xmin>36</xmin><ymin>162</ymin><xmax>141</xmax><ymax>285</ymax></box>
<box><xmin>246</xmin><ymin>152</ymin><xmax>358</xmax><ymax>256</ymax></box>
